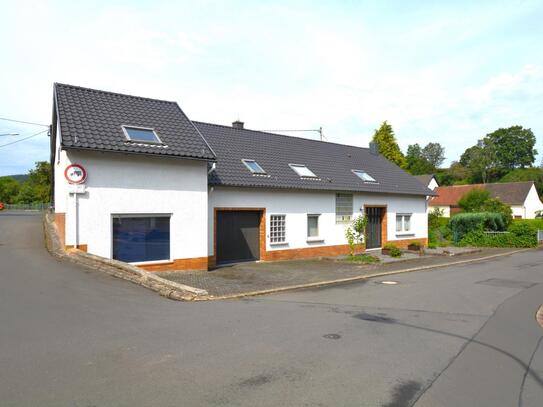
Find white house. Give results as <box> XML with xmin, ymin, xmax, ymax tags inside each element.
<box><xmin>429</xmin><ymin>182</ymin><xmax>543</xmax><ymax>219</ymax></box>
<box><xmin>415</xmin><ymin>174</ymin><xmax>439</xmax><ymax>191</ymax></box>
<box><xmin>51</xmin><ymin>84</ymin><xmax>435</xmax><ymax>271</ymax></box>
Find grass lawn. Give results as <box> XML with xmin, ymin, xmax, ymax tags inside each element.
<box><xmin>343</xmin><ymin>254</ymin><xmax>380</xmax><ymax>264</ymax></box>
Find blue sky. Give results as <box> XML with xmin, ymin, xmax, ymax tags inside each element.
<box><xmin>1</xmin><ymin>0</ymin><xmax>542</xmax><ymax>175</ymax></box>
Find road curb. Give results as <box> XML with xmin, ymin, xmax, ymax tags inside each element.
<box><xmin>205</xmin><ymin>248</ymin><xmax>531</xmax><ymax>301</ymax></box>
<box><xmin>42</xmin><ymin>212</ymin><xmax>209</xmax><ymax>301</ymax></box>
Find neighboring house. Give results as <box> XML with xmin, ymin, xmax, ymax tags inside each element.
<box><xmin>50</xmin><ymin>83</ymin><xmax>435</xmax><ymax>271</ymax></box>
<box><xmin>429</xmin><ymin>182</ymin><xmax>543</xmax><ymax>218</ymax></box>
<box><xmin>415</xmin><ymin>174</ymin><xmax>439</xmax><ymax>191</ymax></box>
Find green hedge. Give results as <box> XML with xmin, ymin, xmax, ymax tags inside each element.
<box><xmin>449</xmin><ymin>212</ymin><xmax>506</xmax><ymax>243</ymax></box>
<box><xmin>513</xmin><ymin>219</ymin><xmax>543</xmax><ymax>230</ymax></box>
<box><xmin>459</xmin><ymin>222</ymin><xmax>538</xmax><ymax>248</ymax></box>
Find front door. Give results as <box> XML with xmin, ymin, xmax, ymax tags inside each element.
<box><xmin>365</xmin><ymin>207</ymin><xmax>383</xmax><ymax>249</ymax></box>
<box><xmin>216</xmin><ymin>210</ymin><xmax>261</xmax><ymax>265</ymax></box>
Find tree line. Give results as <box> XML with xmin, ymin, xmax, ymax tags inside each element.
<box><xmin>0</xmin><ymin>161</ymin><xmax>51</xmax><ymax>204</ymax></box>
<box><xmin>371</xmin><ymin>121</ymin><xmax>542</xmax><ymax>197</ymax></box>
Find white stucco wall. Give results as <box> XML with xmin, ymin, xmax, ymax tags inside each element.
<box><xmin>428</xmin><ymin>178</ymin><xmax>439</xmax><ymax>190</ymax></box>
<box><xmin>54</xmin><ymin>149</ymin><xmax>209</xmax><ymax>262</ymax></box>
<box><xmin>208</xmin><ymin>187</ymin><xmax>428</xmax><ymax>255</ymax></box>
<box><xmin>524</xmin><ymin>184</ymin><xmax>543</xmax><ymax>219</ymax></box>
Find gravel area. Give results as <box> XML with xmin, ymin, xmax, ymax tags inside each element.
<box><xmin>157</xmin><ymin>247</ymin><xmax>518</xmax><ymax>298</ymax></box>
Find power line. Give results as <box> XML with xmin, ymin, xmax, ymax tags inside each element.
<box><xmin>0</xmin><ymin>117</ymin><xmax>49</xmax><ymax>127</ymax></box>
<box><xmin>0</xmin><ymin>130</ymin><xmax>48</xmax><ymax>149</ymax></box>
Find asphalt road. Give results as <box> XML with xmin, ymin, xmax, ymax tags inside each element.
<box><xmin>1</xmin><ymin>211</ymin><xmax>542</xmax><ymax>407</ymax></box>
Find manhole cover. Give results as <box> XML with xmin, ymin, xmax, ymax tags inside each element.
<box><xmin>379</xmin><ymin>280</ymin><xmax>399</xmax><ymax>285</ymax></box>
<box><xmin>323</xmin><ymin>333</ymin><xmax>341</xmax><ymax>340</ymax></box>
<box><xmin>476</xmin><ymin>278</ymin><xmax>535</xmax><ymax>289</ymax></box>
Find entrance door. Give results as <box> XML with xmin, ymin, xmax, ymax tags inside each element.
<box><xmin>216</xmin><ymin>210</ymin><xmax>260</xmax><ymax>265</ymax></box>
<box><xmin>365</xmin><ymin>207</ymin><xmax>383</xmax><ymax>249</ymax></box>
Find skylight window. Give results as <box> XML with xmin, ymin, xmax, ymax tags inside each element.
<box><xmin>289</xmin><ymin>164</ymin><xmax>317</xmax><ymax>178</ymax></box>
<box><xmin>122</xmin><ymin>126</ymin><xmax>162</xmax><ymax>144</ymax></box>
<box><xmin>352</xmin><ymin>169</ymin><xmax>377</xmax><ymax>183</ymax></box>
<box><xmin>242</xmin><ymin>159</ymin><xmax>266</xmax><ymax>174</ymax></box>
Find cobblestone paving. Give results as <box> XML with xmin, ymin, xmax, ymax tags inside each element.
<box><xmin>156</xmin><ymin>248</ymin><xmax>517</xmax><ymax>297</ymax></box>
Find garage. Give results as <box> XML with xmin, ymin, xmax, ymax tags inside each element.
<box><xmin>216</xmin><ymin>210</ymin><xmax>261</xmax><ymax>265</ymax></box>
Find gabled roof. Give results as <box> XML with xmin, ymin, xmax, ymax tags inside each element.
<box><xmin>53</xmin><ymin>83</ymin><xmax>215</xmax><ymax>160</ymax></box>
<box><xmin>429</xmin><ymin>181</ymin><xmax>535</xmax><ymax>206</ymax></box>
<box><xmin>415</xmin><ymin>174</ymin><xmax>436</xmax><ymax>186</ymax></box>
<box><xmin>195</xmin><ymin>121</ymin><xmax>435</xmax><ymax>196</ymax></box>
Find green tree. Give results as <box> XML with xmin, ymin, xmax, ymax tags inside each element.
<box><xmin>406</xmin><ymin>144</ymin><xmax>434</xmax><ymax>175</ymax></box>
<box><xmin>458</xmin><ymin>189</ymin><xmax>491</xmax><ymax>212</ymax></box>
<box><xmin>372</xmin><ymin>121</ymin><xmax>406</xmax><ymax>168</ymax></box>
<box><xmin>459</xmin><ymin>140</ymin><xmax>497</xmax><ymax>183</ymax></box>
<box><xmin>0</xmin><ymin>176</ymin><xmax>20</xmax><ymax>204</ymax></box>
<box><xmin>499</xmin><ymin>167</ymin><xmax>543</xmax><ymax>197</ymax></box>
<box><xmin>485</xmin><ymin>126</ymin><xmax>537</xmax><ymax>171</ymax></box>
<box><xmin>458</xmin><ymin>189</ymin><xmax>512</xmax><ymax>225</ymax></box>
<box><xmin>15</xmin><ymin>161</ymin><xmax>51</xmax><ymax>204</ymax></box>
<box><xmin>422</xmin><ymin>142</ymin><xmax>445</xmax><ymax>168</ymax></box>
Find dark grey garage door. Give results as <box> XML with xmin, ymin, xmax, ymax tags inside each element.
<box><xmin>216</xmin><ymin>211</ymin><xmax>260</xmax><ymax>265</ymax></box>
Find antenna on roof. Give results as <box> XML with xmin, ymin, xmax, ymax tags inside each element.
<box><xmin>260</xmin><ymin>127</ymin><xmax>327</xmax><ymax>141</ymax></box>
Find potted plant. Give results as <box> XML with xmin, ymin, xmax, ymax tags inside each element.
<box><xmin>382</xmin><ymin>243</ymin><xmax>402</xmax><ymax>257</ymax></box>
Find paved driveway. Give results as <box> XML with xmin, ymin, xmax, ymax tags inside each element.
<box><xmin>1</xmin><ymin>211</ymin><xmax>542</xmax><ymax>406</ymax></box>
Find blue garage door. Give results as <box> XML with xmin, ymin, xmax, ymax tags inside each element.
<box><xmin>112</xmin><ymin>216</ymin><xmax>170</xmax><ymax>263</ymax></box>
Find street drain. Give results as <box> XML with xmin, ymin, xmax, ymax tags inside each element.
<box><xmin>323</xmin><ymin>333</ymin><xmax>341</xmax><ymax>340</ymax></box>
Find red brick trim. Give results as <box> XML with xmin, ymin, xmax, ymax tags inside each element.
<box><xmin>54</xmin><ymin>212</ymin><xmax>66</xmax><ymax>247</ymax></box>
<box><xmin>262</xmin><ymin>243</ymin><xmax>364</xmax><ymax>261</ymax></box>
<box><xmin>387</xmin><ymin>238</ymin><xmax>428</xmax><ymax>249</ymax></box>
<box><xmin>139</xmin><ymin>257</ymin><xmax>209</xmax><ymax>272</ymax></box>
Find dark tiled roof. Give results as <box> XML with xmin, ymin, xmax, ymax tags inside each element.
<box><xmin>415</xmin><ymin>174</ymin><xmax>435</xmax><ymax>186</ymax></box>
<box><xmin>195</xmin><ymin>121</ymin><xmax>435</xmax><ymax>196</ymax></box>
<box><xmin>430</xmin><ymin>181</ymin><xmax>534</xmax><ymax>206</ymax></box>
<box><xmin>54</xmin><ymin>83</ymin><xmax>215</xmax><ymax>160</ymax></box>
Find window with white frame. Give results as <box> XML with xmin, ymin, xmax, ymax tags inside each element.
<box><xmin>270</xmin><ymin>214</ymin><xmax>286</xmax><ymax>243</ymax></box>
<box><xmin>307</xmin><ymin>214</ymin><xmax>319</xmax><ymax>238</ymax></box>
<box><xmin>396</xmin><ymin>214</ymin><xmax>412</xmax><ymax>233</ymax></box>
<box><xmin>352</xmin><ymin>169</ymin><xmax>377</xmax><ymax>183</ymax></box>
<box><xmin>289</xmin><ymin>163</ymin><xmax>317</xmax><ymax>178</ymax></box>
<box><xmin>336</xmin><ymin>193</ymin><xmax>353</xmax><ymax>223</ymax></box>
<box><xmin>241</xmin><ymin>159</ymin><xmax>266</xmax><ymax>174</ymax></box>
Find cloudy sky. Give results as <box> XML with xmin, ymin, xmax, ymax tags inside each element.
<box><xmin>1</xmin><ymin>0</ymin><xmax>542</xmax><ymax>176</ymax></box>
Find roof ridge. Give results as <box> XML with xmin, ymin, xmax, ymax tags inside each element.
<box><xmin>54</xmin><ymin>82</ymin><xmax>177</xmax><ymax>105</ymax></box>
<box><xmin>192</xmin><ymin>120</ymin><xmax>372</xmax><ymax>151</ymax></box>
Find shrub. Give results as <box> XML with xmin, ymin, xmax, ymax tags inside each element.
<box><xmin>459</xmin><ymin>221</ymin><xmax>538</xmax><ymax>248</ymax></box>
<box><xmin>344</xmin><ymin>254</ymin><xmax>380</xmax><ymax>264</ymax></box>
<box><xmin>458</xmin><ymin>189</ymin><xmax>490</xmax><ymax>212</ymax></box>
<box><xmin>428</xmin><ymin>208</ymin><xmax>451</xmax><ymax>246</ymax></box>
<box><xmin>383</xmin><ymin>243</ymin><xmax>402</xmax><ymax>257</ymax></box>
<box><xmin>408</xmin><ymin>240</ymin><xmax>421</xmax><ymax>249</ymax></box>
<box><xmin>427</xmin><ymin>242</ymin><xmax>437</xmax><ymax>249</ymax></box>
<box><xmin>449</xmin><ymin>212</ymin><xmax>506</xmax><ymax>243</ymax></box>
<box><xmin>345</xmin><ymin>215</ymin><xmax>368</xmax><ymax>256</ymax></box>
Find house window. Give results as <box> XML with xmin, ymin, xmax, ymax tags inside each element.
<box><xmin>352</xmin><ymin>169</ymin><xmax>377</xmax><ymax>183</ymax></box>
<box><xmin>289</xmin><ymin>163</ymin><xmax>317</xmax><ymax>178</ymax></box>
<box><xmin>270</xmin><ymin>214</ymin><xmax>286</xmax><ymax>243</ymax></box>
<box><xmin>396</xmin><ymin>214</ymin><xmax>412</xmax><ymax>233</ymax></box>
<box><xmin>122</xmin><ymin>125</ymin><xmax>162</xmax><ymax>143</ymax></box>
<box><xmin>336</xmin><ymin>193</ymin><xmax>353</xmax><ymax>223</ymax></box>
<box><xmin>307</xmin><ymin>214</ymin><xmax>319</xmax><ymax>237</ymax></box>
<box><xmin>112</xmin><ymin>215</ymin><xmax>170</xmax><ymax>263</ymax></box>
<box><xmin>241</xmin><ymin>159</ymin><xmax>266</xmax><ymax>174</ymax></box>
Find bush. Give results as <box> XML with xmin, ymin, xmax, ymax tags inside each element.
<box><xmin>458</xmin><ymin>189</ymin><xmax>491</xmax><ymax>212</ymax></box>
<box><xmin>513</xmin><ymin>219</ymin><xmax>543</xmax><ymax>230</ymax></box>
<box><xmin>428</xmin><ymin>209</ymin><xmax>452</xmax><ymax>247</ymax></box>
<box><xmin>383</xmin><ymin>243</ymin><xmax>402</xmax><ymax>257</ymax></box>
<box><xmin>344</xmin><ymin>254</ymin><xmax>380</xmax><ymax>264</ymax></box>
<box><xmin>459</xmin><ymin>222</ymin><xmax>538</xmax><ymax>248</ymax></box>
<box><xmin>449</xmin><ymin>212</ymin><xmax>506</xmax><ymax>243</ymax></box>
<box><xmin>408</xmin><ymin>240</ymin><xmax>422</xmax><ymax>249</ymax></box>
